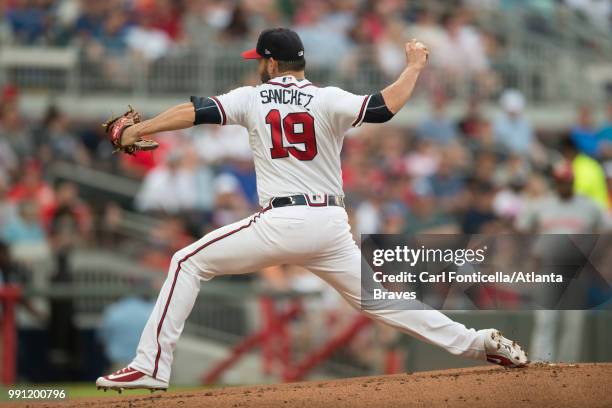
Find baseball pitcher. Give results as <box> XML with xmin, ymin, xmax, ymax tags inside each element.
<box><xmin>97</xmin><ymin>28</ymin><xmax>527</xmax><ymax>392</ymax></box>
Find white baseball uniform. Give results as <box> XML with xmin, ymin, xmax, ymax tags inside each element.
<box><xmin>131</xmin><ymin>75</ymin><xmax>488</xmax><ymax>382</ymax></box>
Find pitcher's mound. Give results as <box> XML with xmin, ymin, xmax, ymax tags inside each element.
<box><xmin>22</xmin><ymin>363</ymin><xmax>612</xmax><ymax>408</ymax></box>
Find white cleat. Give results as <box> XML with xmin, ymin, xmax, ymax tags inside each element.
<box><xmin>96</xmin><ymin>367</ymin><xmax>168</xmax><ymax>393</ymax></box>
<box><xmin>484</xmin><ymin>330</ymin><xmax>529</xmax><ymax>368</ymax></box>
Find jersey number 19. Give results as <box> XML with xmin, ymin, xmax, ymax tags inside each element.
<box><xmin>266</xmin><ymin>109</ymin><xmax>317</xmax><ymax>161</ymax></box>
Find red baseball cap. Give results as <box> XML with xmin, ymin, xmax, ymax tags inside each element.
<box><xmin>241</xmin><ymin>48</ymin><xmax>262</xmax><ymax>60</ymax></box>
<box><xmin>553</xmin><ymin>161</ymin><xmax>574</xmax><ymax>182</ymax></box>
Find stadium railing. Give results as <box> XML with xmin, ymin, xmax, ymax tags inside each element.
<box><xmin>1</xmin><ymin>34</ymin><xmax>608</xmax><ymax>109</ymax></box>
<box><xmin>0</xmin><ymin>285</ymin><xmax>21</xmax><ymax>385</ymax></box>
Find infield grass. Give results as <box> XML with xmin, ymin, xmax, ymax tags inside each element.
<box><xmin>0</xmin><ymin>383</ymin><xmax>208</xmax><ymax>401</ymax></box>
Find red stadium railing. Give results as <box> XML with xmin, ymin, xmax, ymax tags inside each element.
<box><xmin>202</xmin><ymin>294</ymin><xmax>403</xmax><ymax>384</ymax></box>
<box><xmin>0</xmin><ymin>285</ymin><xmax>21</xmax><ymax>385</ymax></box>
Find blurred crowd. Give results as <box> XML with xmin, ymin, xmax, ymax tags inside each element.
<box><xmin>1</xmin><ymin>77</ymin><xmax>611</xmax><ymax>276</ymax></box>
<box><xmin>1</xmin><ymin>0</ymin><xmax>610</xmax><ymax>97</ymax></box>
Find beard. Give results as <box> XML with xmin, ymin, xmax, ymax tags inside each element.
<box><xmin>260</xmin><ymin>70</ymin><xmax>271</xmax><ymax>83</ymax></box>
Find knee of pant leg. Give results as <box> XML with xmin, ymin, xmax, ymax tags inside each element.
<box><xmin>170</xmin><ymin>250</ymin><xmax>186</xmax><ymax>268</ymax></box>
<box><xmin>170</xmin><ymin>249</ymin><xmax>216</xmax><ymax>281</ymax></box>
<box><xmin>170</xmin><ymin>250</ymin><xmax>197</xmax><ymax>275</ymax></box>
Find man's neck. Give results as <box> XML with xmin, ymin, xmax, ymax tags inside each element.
<box><xmin>275</xmin><ymin>70</ymin><xmax>306</xmax><ymax>80</ymax></box>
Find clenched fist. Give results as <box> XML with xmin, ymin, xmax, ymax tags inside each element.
<box><xmin>405</xmin><ymin>39</ymin><xmax>429</xmax><ymax>70</ymax></box>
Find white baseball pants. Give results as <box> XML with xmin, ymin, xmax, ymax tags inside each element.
<box><xmin>131</xmin><ymin>205</ymin><xmax>487</xmax><ymax>382</ymax></box>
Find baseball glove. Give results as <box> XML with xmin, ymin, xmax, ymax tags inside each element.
<box><xmin>102</xmin><ymin>106</ymin><xmax>159</xmax><ymax>155</ymax></box>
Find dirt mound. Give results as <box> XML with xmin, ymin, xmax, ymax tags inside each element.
<box><xmin>12</xmin><ymin>363</ymin><xmax>612</xmax><ymax>408</ymax></box>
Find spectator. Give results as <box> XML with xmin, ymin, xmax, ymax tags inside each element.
<box><xmin>0</xmin><ymin>2</ymin><xmax>14</xmax><ymax>45</ymax></box>
<box><xmin>493</xmin><ymin>154</ymin><xmax>531</xmax><ymax>187</ymax></box>
<box><xmin>72</xmin><ymin>1</ymin><xmax>106</xmax><ymax>40</ymax></box>
<box><xmin>192</xmin><ymin>125</ymin><xmax>252</xmax><ymax>165</ymax></box>
<box><xmin>404</xmin><ymin>181</ymin><xmax>459</xmax><ymax>235</ymax></box>
<box><xmin>141</xmin><ymin>217</ymin><xmax>192</xmax><ymax>270</ymax></box>
<box><xmin>404</xmin><ymin>139</ymin><xmax>440</xmax><ymax>178</ymax></box>
<box><xmin>417</xmin><ymin>92</ymin><xmax>457</xmax><ymax>145</ymax></box>
<box><xmin>380</xmin><ymin>202</ymin><xmax>408</xmax><ymax>234</ymax></box>
<box><xmin>458</xmin><ymin>97</ymin><xmax>486</xmax><ymax>139</ymax></box>
<box><xmin>0</xmin><ymin>103</ymin><xmax>33</xmax><ymax>160</ymax></box>
<box><xmin>0</xmin><ymin>174</ymin><xmax>16</xmax><ymax>231</ymax></box>
<box><xmin>43</xmin><ymin>182</ymin><xmax>92</xmax><ymax>238</ymax></box>
<box><xmin>434</xmin><ymin>10</ymin><xmax>490</xmax><ymax>77</ymax></box>
<box><xmin>492</xmin><ymin>178</ymin><xmax>526</xmax><ymax>221</ymax></box>
<box><xmin>221</xmin><ymin>3</ymin><xmax>250</xmax><ymax>40</ymax></box>
<box><xmin>47</xmin><ymin>189</ymin><xmax>82</xmax><ymax>381</ymax></box>
<box><xmin>211</xmin><ymin>173</ymin><xmax>251</xmax><ymax>227</ymax></box>
<box><xmin>5</xmin><ymin>0</ymin><xmax>54</xmax><ymax>44</ymax></box>
<box><xmin>1</xmin><ymin>200</ymin><xmax>46</xmax><ymax>245</ymax></box>
<box><xmin>605</xmin><ymin>161</ymin><xmax>612</xmax><ymax>209</ymax></box>
<box><xmin>564</xmin><ymin>0</ymin><xmax>612</xmax><ymax>32</ymax></box>
<box><xmin>99</xmin><ymin>288</ymin><xmax>156</xmax><ymax>372</ymax></box>
<box><xmin>493</xmin><ymin>89</ymin><xmax>534</xmax><ymax>155</ymax></box>
<box><xmin>491</xmin><ymin>155</ymin><xmax>531</xmax><ymax>220</ymax></box>
<box><xmin>137</xmin><ymin>0</ymin><xmax>183</xmax><ymax>41</ymax></box>
<box><xmin>376</xmin><ymin>18</ymin><xmax>408</xmax><ymax>78</ymax></box>
<box><xmin>354</xmin><ymin>194</ymin><xmax>384</xmax><ymax>235</ymax></box>
<box><xmin>294</xmin><ymin>0</ymin><xmax>351</xmax><ymax>68</ymax></box>
<box><xmin>34</xmin><ymin>106</ymin><xmax>90</xmax><ymax>166</ymax></box>
<box><xmin>0</xmin><ymin>134</ymin><xmax>18</xmax><ymax>179</ymax></box>
<box><xmin>126</xmin><ymin>12</ymin><xmax>172</xmax><ymax>62</ymax></box>
<box><xmin>516</xmin><ymin>161</ymin><xmax>604</xmax><ymax>362</ymax></box>
<box><xmin>427</xmin><ymin>152</ymin><xmax>466</xmax><ymax>213</ymax></box>
<box><xmin>406</xmin><ymin>8</ymin><xmax>445</xmax><ymax>58</ymax></box>
<box><xmin>559</xmin><ymin>137</ymin><xmax>610</xmax><ymax>209</ymax></box>
<box><xmin>8</xmin><ymin>161</ymin><xmax>55</xmax><ymax>217</ymax></box>
<box><xmin>570</xmin><ymin>105</ymin><xmax>599</xmax><ymax>158</ymax></box>
<box><xmin>96</xmin><ymin>9</ymin><xmax>128</xmax><ymax>55</ymax></box>
<box><xmin>597</xmin><ymin>102</ymin><xmax>612</xmax><ymax>160</ymax></box>
<box><xmin>136</xmin><ymin>149</ymin><xmax>214</xmax><ymax>214</ymax></box>
<box><xmin>517</xmin><ymin>161</ymin><xmax>604</xmax><ymax>233</ymax></box>
<box><xmin>84</xmin><ymin>8</ymin><xmax>129</xmax><ymax>85</ymax></box>
<box><xmin>220</xmin><ymin>160</ymin><xmax>258</xmax><ymax>207</ymax></box>
<box><xmin>180</xmin><ymin>0</ymin><xmax>227</xmax><ymax>48</ymax></box>
<box><xmin>461</xmin><ymin>181</ymin><xmax>498</xmax><ymax>233</ymax></box>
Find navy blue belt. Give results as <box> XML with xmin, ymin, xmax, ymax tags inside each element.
<box><xmin>269</xmin><ymin>194</ymin><xmax>344</xmax><ymax>209</ymax></box>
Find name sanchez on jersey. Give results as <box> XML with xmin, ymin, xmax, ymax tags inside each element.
<box><xmin>259</xmin><ymin>88</ymin><xmax>314</xmax><ymax>109</ymax></box>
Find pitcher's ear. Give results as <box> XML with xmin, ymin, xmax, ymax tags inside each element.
<box><xmin>267</xmin><ymin>58</ymin><xmax>278</xmax><ymax>75</ymax></box>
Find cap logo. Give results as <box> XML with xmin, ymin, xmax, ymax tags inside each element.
<box><xmin>298</xmin><ymin>50</ymin><xmax>304</xmax><ymax>56</ymax></box>
<box><xmin>264</xmin><ymin>49</ymin><xmax>271</xmax><ymax>55</ymax></box>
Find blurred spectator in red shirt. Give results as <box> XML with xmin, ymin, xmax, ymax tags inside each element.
<box><xmin>141</xmin><ymin>216</ymin><xmax>192</xmax><ymax>270</ymax></box>
<box><xmin>126</xmin><ymin>11</ymin><xmax>172</xmax><ymax>62</ymax></box>
<box><xmin>42</xmin><ymin>182</ymin><xmax>92</xmax><ymax>239</ymax></box>
<box><xmin>458</xmin><ymin>97</ymin><xmax>486</xmax><ymax>139</ymax></box>
<box><xmin>134</xmin><ymin>0</ymin><xmax>183</xmax><ymax>40</ymax></box>
<box><xmin>8</xmin><ymin>161</ymin><xmax>55</xmax><ymax>219</ymax></box>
